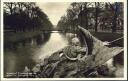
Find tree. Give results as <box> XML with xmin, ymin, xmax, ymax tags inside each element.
<box><xmin>4</xmin><ymin>2</ymin><xmax>53</xmax><ymax>32</ymax></box>
<box><xmin>108</xmin><ymin>2</ymin><xmax>122</xmax><ymax>33</ymax></box>
<box><xmin>57</xmin><ymin>2</ymin><xmax>123</xmax><ymax>33</ymax></box>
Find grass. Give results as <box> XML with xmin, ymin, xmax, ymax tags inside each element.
<box><xmin>91</xmin><ymin>32</ymin><xmax>123</xmax><ymax>41</ymax></box>
<box><xmin>90</xmin><ymin>32</ymin><xmax>123</xmax><ymax>47</ymax></box>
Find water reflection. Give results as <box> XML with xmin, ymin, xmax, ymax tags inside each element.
<box><xmin>4</xmin><ymin>32</ymin><xmax>68</xmax><ymax>78</ymax></box>
<box><xmin>33</xmin><ymin>33</ymin><xmax>68</xmax><ymax>62</ymax></box>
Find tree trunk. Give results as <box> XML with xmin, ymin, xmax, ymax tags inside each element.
<box><xmin>112</xmin><ymin>12</ymin><xmax>117</xmax><ymax>33</ymax></box>
<box><xmin>94</xmin><ymin>3</ymin><xmax>99</xmax><ymax>32</ymax></box>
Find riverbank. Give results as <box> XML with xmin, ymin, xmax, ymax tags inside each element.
<box><xmin>91</xmin><ymin>32</ymin><xmax>123</xmax><ymax>41</ymax></box>
<box><xmin>90</xmin><ymin>32</ymin><xmax>123</xmax><ymax>47</ymax></box>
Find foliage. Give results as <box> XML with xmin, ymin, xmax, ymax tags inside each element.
<box><xmin>4</xmin><ymin>2</ymin><xmax>53</xmax><ymax>32</ymax></box>
<box><xmin>57</xmin><ymin>2</ymin><xmax>123</xmax><ymax>33</ymax></box>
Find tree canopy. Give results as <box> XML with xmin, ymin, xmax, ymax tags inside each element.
<box><xmin>4</xmin><ymin>2</ymin><xmax>53</xmax><ymax>32</ymax></box>
<box><xmin>57</xmin><ymin>2</ymin><xmax>123</xmax><ymax>33</ymax></box>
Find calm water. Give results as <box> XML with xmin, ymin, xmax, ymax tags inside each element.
<box><xmin>4</xmin><ymin>32</ymin><xmax>69</xmax><ymax>77</ymax></box>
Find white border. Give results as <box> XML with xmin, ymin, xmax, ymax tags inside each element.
<box><xmin>1</xmin><ymin>0</ymin><xmax>127</xmax><ymax>80</ymax></box>
<box><xmin>0</xmin><ymin>0</ymin><xmax>126</xmax><ymax>2</ymax></box>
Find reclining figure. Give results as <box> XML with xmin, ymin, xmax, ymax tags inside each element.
<box><xmin>31</xmin><ymin>26</ymin><xmax>123</xmax><ymax>78</ymax></box>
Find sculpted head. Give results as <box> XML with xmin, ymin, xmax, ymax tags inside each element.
<box><xmin>71</xmin><ymin>37</ymin><xmax>81</xmax><ymax>46</ymax></box>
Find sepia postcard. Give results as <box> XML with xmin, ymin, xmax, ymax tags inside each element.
<box><xmin>0</xmin><ymin>0</ymin><xmax>127</xmax><ymax>80</ymax></box>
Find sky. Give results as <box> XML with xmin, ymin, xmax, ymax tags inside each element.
<box><xmin>37</xmin><ymin>2</ymin><xmax>71</xmax><ymax>25</ymax></box>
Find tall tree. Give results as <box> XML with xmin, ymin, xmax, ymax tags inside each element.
<box><xmin>4</xmin><ymin>2</ymin><xmax>53</xmax><ymax>32</ymax></box>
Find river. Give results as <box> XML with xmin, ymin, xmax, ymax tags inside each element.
<box><xmin>4</xmin><ymin>32</ymin><xmax>69</xmax><ymax>78</ymax></box>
